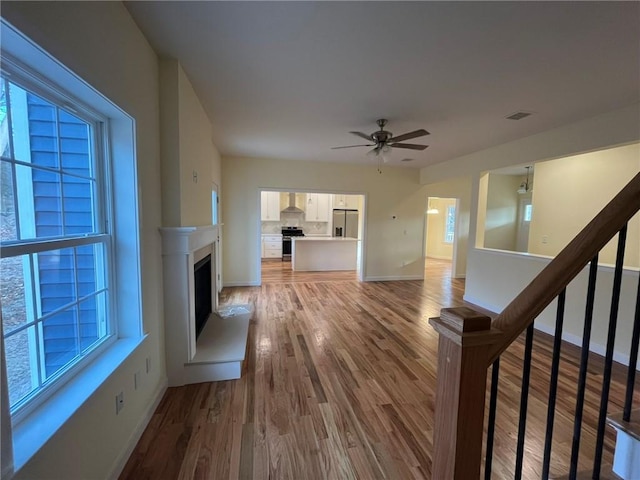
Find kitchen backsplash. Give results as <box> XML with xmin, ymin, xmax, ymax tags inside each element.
<box><xmin>261</xmin><ymin>212</ymin><xmax>329</xmax><ymax>235</ymax></box>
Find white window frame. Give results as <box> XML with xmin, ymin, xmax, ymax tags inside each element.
<box><xmin>1</xmin><ymin>58</ymin><xmax>117</xmax><ymax>421</ymax></box>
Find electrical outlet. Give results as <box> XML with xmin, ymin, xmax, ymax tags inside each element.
<box><xmin>115</xmin><ymin>391</ymin><xmax>124</xmax><ymax>414</ymax></box>
<box><xmin>134</xmin><ymin>371</ymin><xmax>141</xmax><ymax>390</ymax></box>
<box><xmin>542</xmin><ymin>235</ymin><xmax>549</xmax><ymax>244</ymax></box>
<box><xmin>145</xmin><ymin>357</ymin><xmax>151</xmax><ymax>374</ymax></box>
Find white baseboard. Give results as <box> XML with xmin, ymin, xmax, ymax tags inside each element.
<box><xmin>364</xmin><ymin>275</ymin><xmax>424</xmax><ymax>282</ymax></box>
<box><xmin>533</xmin><ymin>322</ymin><xmax>638</xmax><ymax>370</ymax></box>
<box><xmin>107</xmin><ymin>377</ymin><xmax>168</xmax><ymax>480</ymax></box>
<box><xmin>426</xmin><ymin>255</ymin><xmax>453</xmax><ymax>260</ymax></box>
<box><xmin>223</xmin><ymin>281</ymin><xmax>260</xmax><ymax>287</ymax></box>
<box><xmin>462</xmin><ymin>294</ymin><xmax>502</xmax><ymax>315</ymax></box>
<box><xmin>463</xmin><ymin>294</ymin><xmax>638</xmax><ymax>371</ymax></box>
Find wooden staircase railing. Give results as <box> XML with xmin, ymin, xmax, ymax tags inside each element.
<box><xmin>429</xmin><ymin>171</ymin><xmax>640</xmax><ymax>479</ymax></box>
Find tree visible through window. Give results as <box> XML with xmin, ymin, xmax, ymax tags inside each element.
<box><xmin>0</xmin><ymin>74</ymin><xmax>111</xmax><ymax>413</ymax></box>
<box><xmin>444</xmin><ymin>204</ymin><xmax>456</xmax><ymax>244</ymax></box>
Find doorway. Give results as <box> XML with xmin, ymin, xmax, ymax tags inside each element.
<box><xmin>424</xmin><ymin>197</ymin><xmax>458</xmax><ymax>280</ymax></box>
<box><xmin>258</xmin><ymin>190</ymin><xmax>366</xmax><ymax>284</ymax></box>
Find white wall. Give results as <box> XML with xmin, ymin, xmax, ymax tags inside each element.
<box><xmin>1</xmin><ymin>3</ymin><xmax>166</xmax><ymax>478</ymax></box>
<box><xmin>529</xmin><ymin>144</ymin><xmax>640</xmax><ymax>267</ymax></box>
<box><xmin>222</xmin><ymin>157</ymin><xmax>431</xmax><ymax>285</ymax></box>
<box><xmin>483</xmin><ymin>174</ymin><xmax>520</xmax><ymax>251</ymax></box>
<box><xmin>160</xmin><ymin>59</ymin><xmax>222</xmax><ymax>227</ymax></box>
<box><xmin>464</xmin><ymin>249</ymin><xmax>639</xmax><ymax>367</ymax></box>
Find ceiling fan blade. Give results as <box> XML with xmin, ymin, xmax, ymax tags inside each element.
<box><xmin>349</xmin><ymin>131</ymin><xmax>374</xmax><ymax>142</ymax></box>
<box><xmin>331</xmin><ymin>144</ymin><xmax>375</xmax><ymax>149</ymax></box>
<box><xmin>392</xmin><ymin>143</ymin><xmax>428</xmax><ymax>150</ymax></box>
<box><xmin>390</xmin><ymin>129</ymin><xmax>430</xmax><ymax>143</ymax></box>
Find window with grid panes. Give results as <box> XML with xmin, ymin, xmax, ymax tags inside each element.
<box><xmin>0</xmin><ymin>70</ymin><xmax>113</xmax><ymax>414</ymax></box>
<box><xmin>444</xmin><ymin>205</ymin><xmax>456</xmax><ymax>244</ymax></box>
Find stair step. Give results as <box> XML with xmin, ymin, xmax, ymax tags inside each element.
<box><xmin>607</xmin><ymin>409</ymin><xmax>640</xmax><ymax>441</ymax></box>
<box><xmin>607</xmin><ymin>410</ymin><xmax>640</xmax><ymax>480</ymax></box>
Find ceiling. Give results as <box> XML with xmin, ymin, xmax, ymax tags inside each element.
<box><xmin>124</xmin><ymin>2</ymin><xmax>640</xmax><ymax>169</ymax></box>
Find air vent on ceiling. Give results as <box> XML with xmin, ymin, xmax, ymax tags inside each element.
<box><xmin>506</xmin><ymin>111</ymin><xmax>533</xmax><ymax>120</ymax></box>
<box><xmin>401</xmin><ymin>158</ymin><xmax>414</xmax><ymax>162</ymax></box>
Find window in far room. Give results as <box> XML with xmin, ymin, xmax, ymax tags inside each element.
<box><xmin>212</xmin><ymin>188</ymin><xmax>218</xmax><ymax>225</ymax></box>
<box><xmin>444</xmin><ymin>204</ymin><xmax>456</xmax><ymax>244</ymax></box>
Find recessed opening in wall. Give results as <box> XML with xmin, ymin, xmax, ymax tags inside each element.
<box><xmin>194</xmin><ymin>254</ymin><xmax>212</xmax><ymax>339</ymax></box>
<box><xmin>475</xmin><ymin>143</ymin><xmax>640</xmax><ymax>268</ymax></box>
<box><xmin>259</xmin><ymin>190</ymin><xmax>366</xmax><ymax>281</ymax></box>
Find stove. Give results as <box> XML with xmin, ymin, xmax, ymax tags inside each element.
<box><xmin>281</xmin><ymin>227</ymin><xmax>304</xmax><ymax>261</ymax></box>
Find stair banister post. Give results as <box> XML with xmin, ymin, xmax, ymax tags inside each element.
<box><xmin>429</xmin><ymin>307</ymin><xmax>501</xmax><ymax>479</ymax></box>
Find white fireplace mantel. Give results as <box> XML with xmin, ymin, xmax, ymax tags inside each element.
<box><xmin>160</xmin><ymin>225</ymin><xmax>219</xmax><ymax>386</ymax></box>
<box><xmin>160</xmin><ymin>225</ymin><xmax>219</xmax><ymax>256</ymax></box>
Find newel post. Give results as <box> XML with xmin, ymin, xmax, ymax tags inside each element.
<box><xmin>428</xmin><ymin>307</ymin><xmax>501</xmax><ymax>479</ymax></box>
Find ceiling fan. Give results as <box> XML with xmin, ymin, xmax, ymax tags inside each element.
<box><xmin>331</xmin><ymin>119</ymin><xmax>430</xmax><ymax>156</ymax></box>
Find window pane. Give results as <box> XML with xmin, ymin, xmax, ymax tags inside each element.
<box><xmin>16</xmin><ymin>163</ymin><xmax>63</xmax><ymax>239</ymax></box>
<box><xmin>524</xmin><ymin>204</ymin><xmax>533</xmax><ymax>222</ymax></box>
<box><xmin>59</xmin><ymin>109</ymin><xmax>92</xmax><ymax>179</ymax></box>
<box><xmin>0</xmin><ymin>254</ymin><xmax>31</xmax><ymax>334</ymax></box>
<box><xmin>0</xmin><ymin>160</ymin><xmax>17</xmax><ymax>241</ymax></box>
<box><xmin>42</xmin><ymin>306</ymin><xmax>78</xmax><ymax>379</ymax></box>
<box><xmin>0</xmin><ymin>79</ymin><xmax>10</xmax><ymax>158</ymax></box>
<box><xmin>36</xmin><ymin>247</ymin><xmax>77</xmax><ymax>315</ymax></box>
<box><xmin>5</xmin><ymin>327</ymin><xmax>38</xmax><ymax>407</ymax></box>
<box><xmin>62</xmin><ymin>174</ymin><xmax>95</xmax><ymax>234</ymax></box>
<box><xmin>76</xmin><ymin>243</ymin><xmax>100</xmax><ymax>296</ymax></box>
<box><xmin>79</xmin><ymin>291</ymin><xmax>106</xmax><ymax>352</ymax></box>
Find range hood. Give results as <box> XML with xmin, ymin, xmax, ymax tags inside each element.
<box><xmin>281</xmin><ymin>192</ymin><xmax>304</xmax><ymax>214</ymax></box>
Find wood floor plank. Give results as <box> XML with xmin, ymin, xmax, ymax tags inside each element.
<box><xmin>119</xmin><ymin>259</ymin><xmax>637</xmax><ymax>479</ymax></box>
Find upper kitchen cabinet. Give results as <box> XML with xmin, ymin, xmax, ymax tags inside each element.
<box><xmin>305</xmin><ymin>193</ymin><xmax>330</xmax><ymax>222</ymax></box>
<box><xmin>261</xmin><ymin>191</ymin><xmax>281</xmax><ymax>221</ymax></box>
<box><xmin>333</xmin><ymin>194</ymin><xmax>360</xmax><ymax>210</ymax></box>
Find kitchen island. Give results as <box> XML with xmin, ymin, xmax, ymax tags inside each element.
<box><xmin>291</xmin><ymin>237</ymin><xmax>358</xmax><ymax>271</ymax></box>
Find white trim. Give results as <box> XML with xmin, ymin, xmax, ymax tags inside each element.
<box><xmin>223</xmin><ymin>281</ymin><xmax>261</xmax><ymax>287</ymax></box>
<box><xmin>533</xmin><ymin>321</ymin><xmax>638</xmax><ymax>371</ymax></box>
<box><xmin>106</xmin><ymin>376</ymin><xmax>168</xmax><ymax>480</ymax></box>
<box><xmin>463</xmin><ymin>293</ymin><xmax>639</xmax><ymax>371</ymax></box>
<box><xmin>364</xmin><ymin>275</ymin><xmax>424</xmax><ymax>282</ymax></box>
<box><xmin>462</xmin><ymin>294</ymin><xmax>502</xmax><ymax>316</ymax></box>
<box><xmin>426</xmin><ymin>254</ymin><xmax>454</xmax><ymax>260</ymax></box>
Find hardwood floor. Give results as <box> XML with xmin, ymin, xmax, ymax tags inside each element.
<box><xmin>120</xmin><ymin>259</ymin><xmax>636</xmax><ymax>479</ymax></box>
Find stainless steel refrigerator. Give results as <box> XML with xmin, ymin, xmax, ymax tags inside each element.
<box><xmin>332</xmin><ymin>209</ymin><xmax>359</xmax><ymax>238</ymax></box>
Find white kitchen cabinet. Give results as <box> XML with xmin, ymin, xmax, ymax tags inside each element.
<box><xmin>305</xmin><ymin>193</ymin><xmax>330</xmax><ymax>222</ymax></box>
<box><xmin>261</xmin><ymin>191</ymin><xmax>281</xmax><ymax>221</ymax></box>
<box><xmin>333</xmin><ymin>194</ymin><xmax>359</xmax><ymax>210</ymax></box>
<box><xmin>261</xmin><ymin>234</ymin><xmax>282</xmax><ymax>258</ymax></box>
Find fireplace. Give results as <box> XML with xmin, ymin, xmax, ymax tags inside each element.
<box><xmin>194</xmin><ymin>254</ymin><xmax>212</xmax><ymax>339</ymax></box>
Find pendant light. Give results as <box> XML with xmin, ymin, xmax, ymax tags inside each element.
<box><xmin>517</xmin><ymin>166</ymin><xmax>533</xmax><ymax>194</ymax></box>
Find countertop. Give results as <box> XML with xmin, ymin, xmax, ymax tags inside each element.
<box><xmin>293</xmin><ymin>237</ymin><xmax>358</xmax><ymax>242</ymax></box>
